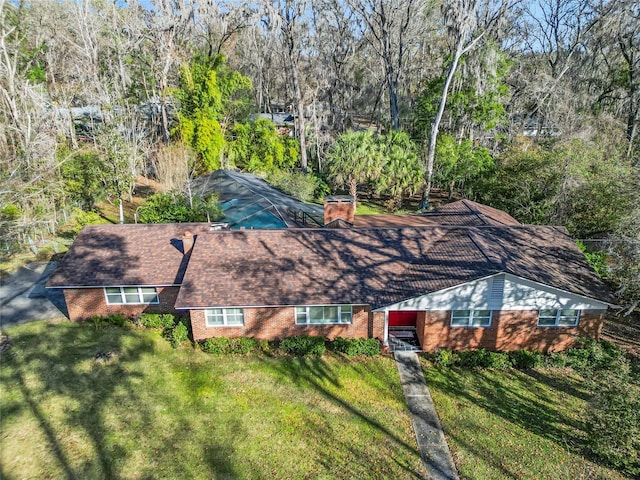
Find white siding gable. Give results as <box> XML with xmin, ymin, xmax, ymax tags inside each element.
<box><xmin>380</xmin><ymin>273</ymin><xmax>609</xmax><ymax>311</ymax></box>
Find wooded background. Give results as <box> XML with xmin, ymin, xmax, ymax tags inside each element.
<box><xmin>0</xmin><ymin>0</ymin><xmax>638</xmax><ymax>311</ymax></box>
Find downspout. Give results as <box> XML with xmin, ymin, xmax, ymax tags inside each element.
<box><xmin>383</xmin><ymin>310</ymin><xmax>389</xmax><ymax>346</ymax></box>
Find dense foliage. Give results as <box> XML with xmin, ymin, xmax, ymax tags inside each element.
<box><xmin>228</xmin><ymin>119</ymin><xmax>299</xmax><ymax>172</ymax></box>
<box><xmin>136</xmin><ymin>191</ymin><xmax>223</xmax><ymax>224</ymax></box>
<box><xmin>174</xmin><ymin>55</ymin><xmax>252</xmax><ymax>172</ymax></box>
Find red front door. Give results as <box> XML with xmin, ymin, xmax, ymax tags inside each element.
<box><xmin>388</xmin><ymin>311</ymin><xmax>418</xmax><ymax>328</ymax></box>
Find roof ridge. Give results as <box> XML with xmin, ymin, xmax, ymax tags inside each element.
<box><xmin>465</xmin><ymin>228</ymin><xmax>504</xmax><ymax>272</ymax></box>
<box><xmin>460</xmin><ymin>199</ymin><xmax>490</xmax><ymax>226</ymax></box>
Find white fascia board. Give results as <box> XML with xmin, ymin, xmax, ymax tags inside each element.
<box><xmin>177</xmin><ymin>303</ymin><xmax>366</xmax><ymax>310</ymax></box>
<box><xmin>48</xmin><ymin>283</ymin><xmax>181</xmax><ymax>289</ymax></box>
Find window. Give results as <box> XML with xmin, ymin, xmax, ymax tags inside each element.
<box><xmin>295</xmin><ymin>306</ymin><xmax>352</xmax><ymax>325</ymax></box>
<box><xmin>205</xmin><ymin>308</ymin><xmax>244</xmax><ymax>327</ymax></box>
<box><xmin>538</xmin><ymin>309</ymin><xmax>580</xmax><ymax>327</ymax></box>
<box><xmin>104</xmin><ymin>286</ymin><xmax>159</xmax><ymax>305</ymax></box>
<box><xmin>451</xmin><ymin>310</ymin><xmax>492</xmax><ymax>327</ymax></box>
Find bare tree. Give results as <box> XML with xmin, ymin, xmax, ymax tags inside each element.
<box><xmin>587</xmin><ymin>0</ymin><xmax>639</xmax><ymax>161</ymax></box>
<box><xmin>261</xmin><ymin>0</ymin><xmax>310</xmax><ymax>171</ymax></box>
<box><xmin>351</xmin><ymin>0</ymin><xmax>425</xmax><ymax>130</ymax></box>
<box><xmin>311</xmin><ymin>0</ymin><xmax>365</xmax><ymax>133</ymax></box>
<box><xmin>142</xmin><ymin>0</ymin><xmax>195</xmax><ymax>142</ymax></box>
<box><xmin>0</xmin><ymin>0</ymin><xmax>63</xmax><ymax>245</ymax></box>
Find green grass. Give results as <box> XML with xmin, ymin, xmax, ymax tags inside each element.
<box><xmin>355</xmin><ymin>201</ymin><xmax>389</xmax><ymax>215</ymax></box>
<box><xmin>0</xmin><ymin>320</ymin><xmax>423</xmax><ymax>479</ymax></box>
<box><xmin>422</xmin><ymin>361</ymin><xmax>627</xmax><ymax>480</ymax></box>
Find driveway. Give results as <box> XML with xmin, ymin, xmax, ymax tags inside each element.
<box><xmin>0</xmin><ymin>261</ymin><xmax>67</xmax><ymax>328</ymax></box>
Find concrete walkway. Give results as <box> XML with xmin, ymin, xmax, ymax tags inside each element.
<box><xmin>395</xmin><ymin>351</ymin><xmax>459</xmax><ymax>480</ymax></box>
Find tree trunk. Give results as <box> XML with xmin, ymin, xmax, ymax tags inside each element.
<box><xmin>118</xmin><ymin>198</ymin><xmax>124</xmax><ymax>224</ymax></box>
<box><xmin>291</xmin><ymin>64</ymin><xmax>308</xmax><ymax>172</ymax></box>
<box><xmin>421</xmin><ymin>45</ymin><xmax>463</xmax><ymax>209</ymax></box>
<box><xmin>160</xmin><ymin>97</ymin><xmax>171</xmax><ymax>143</ymax></box>
<box><xmin>349</xmin><ymin>177</ymin><xmax>358</xmax><ymax>206</ymax></box>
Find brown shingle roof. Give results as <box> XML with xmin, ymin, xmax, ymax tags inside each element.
<box><xmin>47</xmin><ymin>223</ymin><xmax>211</xmax><ymax>287</ymax></box>
<box><xmin>425</xmin><ymin>199</ymin><xmax>521</xmax><ymax>226</ymax></box>
<box><xmin>175</xmin><ymin>225</ymin><xmax>615</xmax><ymax>309</ymax></box>
<box><xmin>353</xmin><ymin>199</ymin><xmax>520</xmax><ymax>228</ymax></box>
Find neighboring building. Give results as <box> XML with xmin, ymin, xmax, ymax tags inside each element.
<box><xmin>47</xmin><ymin>200</ymin><xmax>616</xmax><ymax>352</ymax></box>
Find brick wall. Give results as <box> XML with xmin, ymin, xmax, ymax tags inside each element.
<box><xmin>190</xmin><ymin>305</ymin><xmax>380</xmax><ymax>342</ymax></box>
<box><xmin>63</xmin><ymin>287</ymin><xmax>180</xmax><ymax>321</ymax></box>
<box><xmin>418</xmin><ymin>309</ymin><xmax>605</xmax><ymax>352</ymax></box>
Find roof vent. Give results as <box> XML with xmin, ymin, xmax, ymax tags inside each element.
<box><xmin>489</xmin><ymin>274</ymin><xmax>505</xmax><ymax>309</ymax></box>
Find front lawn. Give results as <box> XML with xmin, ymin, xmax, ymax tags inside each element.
<box><xmin>0</xmin><ymin>320</ymin><xmax>423</xmax><ymax>479</ymax></box>
<box><xmin>422</xmin><ymin>362</ymin><xmax>628</xmax><ymax>479</ymax></box>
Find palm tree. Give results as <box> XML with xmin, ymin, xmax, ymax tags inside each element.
<box><xmin>375</xmin><ymin>131</ymin><xmax>423</xmax><ymax>210</ymax></box>
<box><xmin>325</xmin><ymin>130</ymin><xmax>378</xmax><ymax>205</ymax></box>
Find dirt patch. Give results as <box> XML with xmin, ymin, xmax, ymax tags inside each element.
<box><xmin>96</xmin><ymin>176</ymin><xmax>164</xmax><ymax>224</ymax></box>
<box><xmin>601</xmin><ymin>313</ymin><xmax>640</xmax><ymax>361</ymax></box>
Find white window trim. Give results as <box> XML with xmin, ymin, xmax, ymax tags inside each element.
<box><xmin>205</xmin><ymin>308</ymin><xmax>245</xmax><ymax>327</ymax></box>
<box><xmin>295</xmin><ymin>305</ymin><xmax>352</xmax><ymax>325</ymax></box>
<box><xmin>104</xmin><ymin>286</ymin><xmax>159</xmax><ymax>305</ymax></box>
<box><xmin>450</xmin><ymin>309</ymin><xmax>492</xmax><ymax>327</ymax></box>
<box><xmin>537</xmin><ymin>309</ymin><xmax>581</xmax><ymax>327</ymax></box>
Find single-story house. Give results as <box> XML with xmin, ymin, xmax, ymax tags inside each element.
<box><xmin>46</xmin><ymin>199</ymin><xmax>616</xmax><ymax>352</ymax></box>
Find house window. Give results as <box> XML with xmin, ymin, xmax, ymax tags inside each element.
<box><xmin>205</xmin><ymin>308</ymin><xmax>244</xmax><ymax>327</ymax></box>
<box><xmin>104</xmin><ymin>286</ymin><xmax>159</xmax><ymax>305</ymax></box>
<box><xmin>451</xmin><ymin>310</ymin><xmax>492</xmax><ymax>327</ymax></box>
<box><xmin>538</xmin><ymin>309</ymin><xmax>580</xmax><ymax>327</ymax></box>
<box><xmin>295</xmin><ymin>306</ymin><xmax>352</xmax><ymax>325</ymax></box>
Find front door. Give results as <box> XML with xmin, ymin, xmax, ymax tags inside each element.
<box><xmin>388</xmin><ymin>311</ymin><xmax>418</xmax><ymax>328</ymax></box>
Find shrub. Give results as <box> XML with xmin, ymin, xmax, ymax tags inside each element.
<box><xmin>487</xmin><ymin>351</ymin><xmax>513</xmax><ymax>369</ymax></box>
<box><xmin>140</xmin><ymin>313</ymin><xmax>176</xmax><ymax>329</ymax></box>
<box><xmin>510</xmin><ymin>349</ymin><xmax>543</xmax><ymax>369</ymax></box>
<box><xmin>137</xmin><ymin>191</ymin><xmax>222</xmax><ymax>224</ymax></box>
<box><xmin>91</xmin><ymin>315</ymin><xmax>108</xmax><ymax>329</ymax></box>
<box><xmin>201</xmin><ymin>337</ymin><xmax>231</xmax><ymax>354</ymax></box>
<box><xmin>431</xmin><ymin>349</ymin><xmax>460</xmax><ymax>367</ymax></box>
<box><xmin>166</xmin><ymin>320</ymin><xmax>188</xmax><ymax>349</ymax></box>
<box><xmin>279</xmin><ymin>336</ymin><xmax>326</xmax><ymax>356</ymax></box>
<box><xmin>585</xmin><ymin>360</ymin><xmax>640</xmax><ymax>475</ymax></box>
<box><xmin>331</xmin><ymin>337</ymin><xmax>380</xmax><ymax>356</ymax></box>
<box><xmin>71</xmin><ymin>208</ymin><xmax>104</xmax><ymax>234</ymax></box>
<box><xmin>258</xmin><ymin>339</ymin><xmax>270</xmax><ymax>353</ymax></box>
<box><xmin>544</xmin><ymin>351</ymin><xmax>570</xmax><ymax>368</ymax></box>
<box><xmin>564</xmin><ymin>338</ymin><xmax>624</xmax><ymax>371</ymax></box>
<box><xmin>458</xmin><ymin>349</ymin><xmax>491</xmax><ymax>368</ymax></box>
<box><xmin>228</xmin><ymin>337</ymin><xmax>259</xmax><ymax>355</ymax></box>
<box><xmin>105</xmin><ymin>314</ymin><xmax>127</xmax><ymax>327</ymax></box>
<box><xmin>265</xmin><ymin>169</ymin><xmax>321</xmax><ymax>203</ymax></box>
<box><xmin>200</xmin><ymin>337</ymin><xmax>259</xmax><ymax>355</ymax></box>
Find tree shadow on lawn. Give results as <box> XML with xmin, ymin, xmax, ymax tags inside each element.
<box><xmin>424</xmin><ymin>366</ymin><xmax>591</xmax><ymax>458</ymax></box>
<box><xmin>256</xmin><ymin>355</ymin><xmax>424</xmax><ymax>479</ymax></box>
<box><xmin>1</xmin><ymin>323</ymin><xmax>240</xmax><ymax>479</ymax></box>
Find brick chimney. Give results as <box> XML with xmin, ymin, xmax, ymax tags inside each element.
<box><xmin>324</xmin><ymin>196</ymin><xmax>355</xmax><ymax>225</ymax></box>
<box><xmin>181</xmin><ymin>231</ymin><xmax>194</xmax><ymax>254</ymax></box>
